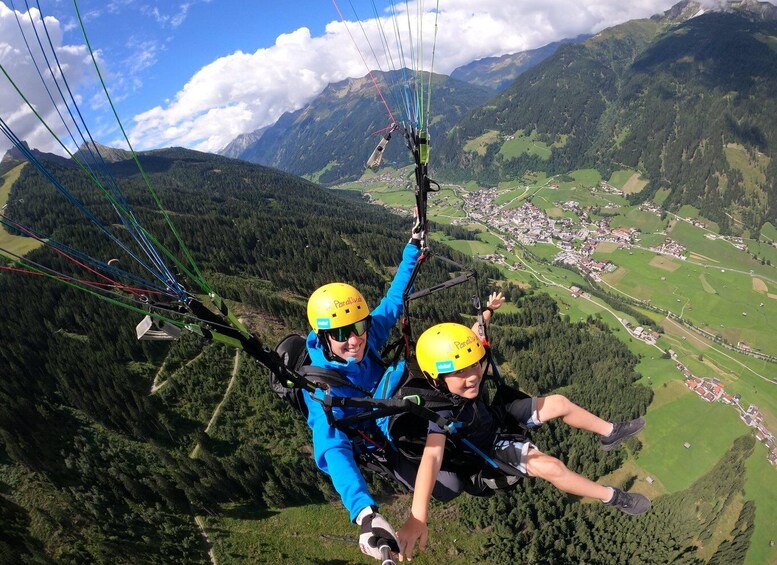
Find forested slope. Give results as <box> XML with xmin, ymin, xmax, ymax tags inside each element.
<box><xmin>0</xmin><ymin>149</ymin><xmax>499</xmax><ymax>562</ymax></box>
<box><xmin>435</xmin><ymin>9</ymin><xmax>777</xmax><ymax>232</ymax></box>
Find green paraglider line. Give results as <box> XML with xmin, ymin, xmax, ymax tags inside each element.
<box><xmin>424</xmin><ymin>0</ymin><xmax>440</xmax><ymax>133</ymax></box>
<box><xmin>0</xmin><ymin>63</ymin><xmax>203</xmax><ymax>294</ymax></box>
<box><xmin>72</xmin><ymin>0</ymin><xmax>212</xmax><ymax>297</ymax></box>
<box><xmin>0</xmin><ymin>247</ymin><xmax>183</xmax><ymax>325</ymax></box>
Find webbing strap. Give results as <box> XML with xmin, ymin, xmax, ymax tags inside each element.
<box><xmin>325</xmin><ymin>395</ymin><xmax>452</xmax><ymax>431</ymax></box>
<box><xmin>406</xmin><ymin>270</ymin><xmax>476</xmax><ymax>302</ymax></box>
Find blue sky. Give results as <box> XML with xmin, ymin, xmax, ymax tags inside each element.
<box><xmin>1</xmin><ymin>0</ymin><xmax>745</xmax><ymax>155</ymax></box>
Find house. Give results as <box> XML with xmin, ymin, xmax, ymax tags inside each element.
<box><xmin>684</xmin><ymin>442</ymin><xmax>691</xmax><ymax>449</ymax></box>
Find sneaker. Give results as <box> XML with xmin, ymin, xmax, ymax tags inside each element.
<box><xmin>600</xmin><ymin>417</ymin><xmax>645</xmax><ymax>451</ymax></box>
<box><xmin>606</xmin><ymin>487</ymin><xmax>652</xmax><ymax>515</ymax></box>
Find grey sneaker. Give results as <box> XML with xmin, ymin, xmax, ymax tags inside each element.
<box><xmin>600</xmin><ymin>417</ymin><xmax>645</xmax><ymax>451</ymax></box>
<box><xmin>606</xmin><ymin>487</ymin><xmax>652</xmax><ymax>515</ymax></box>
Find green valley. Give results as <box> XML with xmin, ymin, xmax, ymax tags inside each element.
<box><xmin>346</xmin><ymin>162</ymin><xmax>777</xmax><ymax>564</ymax></box>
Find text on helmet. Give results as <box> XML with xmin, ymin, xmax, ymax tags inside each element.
<box><xmin>334</xmin><ymin>296</ymin><xmax>364</xmax><ymax>308</ymax></box>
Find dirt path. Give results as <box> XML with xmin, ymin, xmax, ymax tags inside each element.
<box><xmin>190</xmin><ymin>350</ymin><xmax>240</xmax><ymax>458</ymax></box>
<box><xmin>151</xmin><ymin>350</ymin><xmax>206</xmax><ymax>394</ymax></box>
<box><xmin>195</xmin><ymin>515</ymin><xmax>218</xmax><ymax>565</ymax></box>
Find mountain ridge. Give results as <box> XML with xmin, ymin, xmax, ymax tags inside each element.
<box><xmin>434</xmin><ymin>6</ymin><xmax>777</xmax><ymax>232</ymax></box>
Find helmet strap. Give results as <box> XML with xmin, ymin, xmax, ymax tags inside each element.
<box><xmin>318</xmin><ymin>331</ymin><xmax>347</xmax><ymax>363</ymax></box>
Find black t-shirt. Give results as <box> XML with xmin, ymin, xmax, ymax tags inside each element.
<box><xmin>428</xmin><ymin>397</ymin><xmax>499</xmax><ymax>472</ymax></box>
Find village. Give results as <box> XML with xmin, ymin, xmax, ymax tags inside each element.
<box><xmin>680</xmin><ymin>365</ymin><xmax>777</xmax><ymax>469</ymax></box>
<box><xmin>358</xmin><ymin>176</ymin><xmax>777</xmax><ymax>471</ymax></box>
<box><xmin>459</xmin><ymin>185</ymin><xmax>692</xmax><ymax>281</ymax></box>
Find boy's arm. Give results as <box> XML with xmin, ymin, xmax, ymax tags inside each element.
<box><xmin>471</xmin><ymin>291</ymin><xmax>505</xmax><ymax>334</ymax></box>
<box><xmin>397</xmin><ymin>432</ymin><xmax>447</xmax><ymax>561</ymax></box>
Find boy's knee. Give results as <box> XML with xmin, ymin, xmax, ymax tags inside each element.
<box><xmin>548</xmin><ymin>394</ymin><xmax>569</xmax><ymax>408</ymax></box>
<box><xmin>527</xmin><ymin>453</ymin><xmax>568</xmax><ymax>481</ymax></box>
<box><xmin>541</xmin><ymin>394</ymin><xmax>570</xmax><ymax>416</ymax></box>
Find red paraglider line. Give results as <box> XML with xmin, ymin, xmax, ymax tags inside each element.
<box><xmin>0</xmin><ymin>262</ymin><xmax>169</xmax><ymax>297</ymax></box>
<box><xmin>3</xmin><ymin>214</ymin><xmax>118</xmax><ymax>282</ymax></box>
<box><xmin>331</xmin><ymin>0</ymin><xmax>396</xmax><ymax>124</ymax></box>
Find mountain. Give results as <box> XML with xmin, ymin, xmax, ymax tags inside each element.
<box><xmin>450</xmin><ymin>35</ymin><xmax>590</xmax><ymax>91</ymax></box>
<box><xmin>1</xmin><ymin>141</ymin><xmax>72</xmax><ymax>175</ymax></box>
<box><xmin>223</xmin><ymin>70</ymin><xmax>495</xmax><ymax>184</ymax></box>
<box><xmin>72</xmin><ymin>141</ymin><xmax>132</xmax><ymax>164</ymax></box>
<box><xmin>660</xmin><ymin>0</ymin><xmax>777</xmax><ymax>21</ymax></box>
<box><xmin>219</xmin><ymin>126</ymin><xmax>268</xmax><ymax>159</ymax></box>
<box><xmin>435</xmin><ymin>1</ymin><xmax>777</xmax><ymax>232</ymax></box>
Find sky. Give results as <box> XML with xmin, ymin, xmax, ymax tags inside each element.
<box><xmin>0</xmin><ymin>0</ymin><xmax>757</xmax><ymax>156</ymax></box>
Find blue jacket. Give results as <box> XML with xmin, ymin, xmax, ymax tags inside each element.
<box><xmin>303</xmin><ymin>242</ymin><xmax>421</xmax><ymax>522</ymax></box>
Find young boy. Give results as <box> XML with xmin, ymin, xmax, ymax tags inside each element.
<box><xmin>396</xmin><ymin>296</ymin><xmax>650</xmax><ymax>561</ymax></box>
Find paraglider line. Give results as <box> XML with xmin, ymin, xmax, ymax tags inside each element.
<box><xmin>332</xmin><ymin>0</ymin><xmax>396</xmax><ymax>124</ymax></box>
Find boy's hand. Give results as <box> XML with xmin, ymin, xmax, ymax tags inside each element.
<box><xmin>397</xmin><ymin>514</ymin><xmax>428</xmax><ymax>562</ymax></box>
<box><xmin>487</xmin><ymin>291</ymin><xmax>505</xmax><ymax>311</ymax></box>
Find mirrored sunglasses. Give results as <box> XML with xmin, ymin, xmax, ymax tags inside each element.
<box><xmin>327</xmin><ymin>317</ymin><xmax>371</xmax><ymax>342</ymax></box>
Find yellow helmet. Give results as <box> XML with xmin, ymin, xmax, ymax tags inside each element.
<box><xmin>307</xmin><ymin>282</ymin><xmax>370</xmax><ymax>332</ymax></box>
<box><xmin>416</xmin><ymin>323</ymin><xmax>486</xmax><ymax>380</ymax></box>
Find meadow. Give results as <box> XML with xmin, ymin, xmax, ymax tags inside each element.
<box><xmin>598</xmin><ymin>245</ymin><xmax>777</xmax><ymax>356</ymax></box>
<box><xmin>608</xmin><ymin>207</ymin><xmax>667</xmax><ymax>233</ymax></box>
<box><xmin>1</xmin><ymin>163</ymin><xmax>44</xmax><ymax>256</ymax></box>
<box><xmin>498</xmin><ymin>129</ymin><xmax>553</xmax><ymax>160</ymax></box>
<box><xmin>204</xmin><ymin>497</ymin><xmax>489</xmax><ymax>564</ymax></box>
<box><xmin>635</xmin><ymin>387</ymin><xmax>746</xmax><ymax>492</ymax></box>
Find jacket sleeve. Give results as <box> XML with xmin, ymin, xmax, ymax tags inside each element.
<box><xmin>302</xmin><ymin>389</ymin><xmax>376</xmax><ymax>522</ymax></box>
<box><xmin>369</xmin><ymin>242</ymin><xmax>421</xmax><ymax>346</ymax></box>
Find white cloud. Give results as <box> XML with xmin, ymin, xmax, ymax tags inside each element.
<box><xmin>128</xmin><ymin>25</ymin><xmax>364</xmax><ymax>151</ymax></box>
<box><xmin>140</xmin><ymin>1</ymin><xmax>204</xmax><ymax>29</ymax></box>
<box><xmin>0</xmin><ymin>3</ymin><xmax>95</xmax><ymax>155</ymax></box>
<box><xmin>8</xmin><ymin>1</ymin><xmax>774</xmax><ymax>155</ymax></box>
<box><xmin>127</xmin><ymin>0</ymin><xmax>687</xmax><ymax>153</ymax></box>
<box><xmin>124</xmin><ymin>36</ymin><xmax>165</xmax><ymax>74</ymax></box>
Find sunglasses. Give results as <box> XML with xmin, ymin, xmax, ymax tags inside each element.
<box><xmin>326</xmin><ymin>317</ymin><xmax>371</xmax><ymax>342</ymax></box>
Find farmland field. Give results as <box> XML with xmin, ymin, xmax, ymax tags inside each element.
<box><xmin>636</xmin><ymin>389</ymin><xmax>746</xmax><ymax>492</ymax></box>
<box><xmin>598</xmin><ymin>245</ymin><xmax>777</xmax><ymax>356</ymax></box>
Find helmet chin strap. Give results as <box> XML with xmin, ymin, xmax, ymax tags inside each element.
<box><xmin>318</xmin><ymin>331</ymin><xmax>348</xmax><ymax>364</ymax></box>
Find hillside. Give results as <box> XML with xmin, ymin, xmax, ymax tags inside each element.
<box><xmin>435</xmin><ymin>6</ymin><xmax>777</xmax><ymax>233</ymax></box>
<box><xmin>223</xmin><ymin>70</ymin><xmax>495</xmax><ymax>185</ymax></box>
